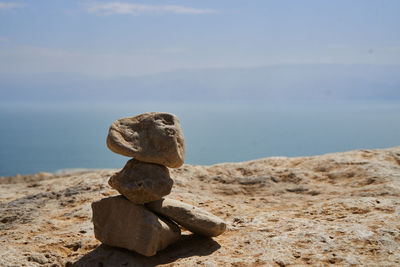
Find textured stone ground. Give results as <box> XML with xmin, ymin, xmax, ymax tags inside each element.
<box><xmin>1</xmin><ymin>147</ymin><xmax>400</xmax><ymax>266</ymax></box>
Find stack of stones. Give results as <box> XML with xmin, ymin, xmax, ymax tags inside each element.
<box><xmin>91</xmin><ymin>112</ymin><xmax>226</xmax><ymax>257</ymax></box>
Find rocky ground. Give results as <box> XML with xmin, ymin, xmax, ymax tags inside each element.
<box><xmin>1</xmin><ymin>147</ymin><xmax>400</xmax><ymax>266</ymax></box>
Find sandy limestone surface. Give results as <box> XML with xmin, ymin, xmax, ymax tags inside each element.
<box><xmin>1</xmin><ymin>146</ymin><xmax>400</xmax><ymax>266</ymax></box>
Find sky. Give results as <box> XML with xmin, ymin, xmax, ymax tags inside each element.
<box><xmin>0</xmin><ymin>0</ymin><xmax>400</xmax><ymax>78</ymax></box>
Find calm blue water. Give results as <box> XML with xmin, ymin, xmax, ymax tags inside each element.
<box><xmin>0</xmin><ymin>102</ymin><xmax>399</xmax><ymax>177</ymax></box>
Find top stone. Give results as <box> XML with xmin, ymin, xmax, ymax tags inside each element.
<box><xmin>107</xmin><ymin>112</ymin><xmax>185</xmax><ymax>168</ymax></box>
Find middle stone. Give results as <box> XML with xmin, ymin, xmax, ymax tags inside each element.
<box><xmin>108</xmin><ymin>158</ymin><xmax>173</xmax><ymax>204</ymax></box>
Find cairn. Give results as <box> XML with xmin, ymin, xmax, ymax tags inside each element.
<box><xmin>91</xmin><ymin>112</ymin><xmax>226</xmax><ymax>256</ymax></box>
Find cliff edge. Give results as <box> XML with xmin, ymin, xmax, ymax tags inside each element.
<box><xmin>1</xmin><ymin>147</ymin><xmax>400</xmax><ymax>266</ymax></box>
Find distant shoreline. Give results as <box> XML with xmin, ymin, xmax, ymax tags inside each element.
<box><xmin>2</xmin><ymin>146</ymin><xmax>400</xmax><ymax>181</ymax></box>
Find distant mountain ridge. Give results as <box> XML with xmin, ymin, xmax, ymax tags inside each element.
<box><xmin>1</xmin><ymin>64</ymin><xmax>399</xmax><ymax>103</ymax></box>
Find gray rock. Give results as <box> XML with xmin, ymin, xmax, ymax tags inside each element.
<box><xmin>106</xmin><ymin>112</ymin><xmax>185</xmax><ymax>168</ymax></box>
<box><xmin>146</xmin><ymin>198</ymin><xmax>226</xmax><ymax>237</ymax></box>
<box><xmin>108</xmin><ymin>158</ymin><xmax>173</xmax><ymax>204</ymax></box>
<box><xmin>28</xmin><ymin>253</ymin><xmax>47</xmax><ymax>264</ymax></box>
<box><xmin>92</xmin><ymin>196</ymin><xmax>181</xmax><ymax>257</ymax></box>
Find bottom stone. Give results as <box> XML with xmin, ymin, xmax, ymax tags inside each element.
<box><xmin>92</xmin><ymin>195</ymin><xmax>181</xmax><ymax>257</ymax></box>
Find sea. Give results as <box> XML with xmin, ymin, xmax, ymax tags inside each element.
<box><xmin>0</xmin><ymin>101</ymin><xmax>399</xmax><ymax>177</ymax></box>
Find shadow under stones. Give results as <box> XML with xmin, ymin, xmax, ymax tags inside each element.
<box><xmin>72</xmin><ymin>234</ymin><xmax>221</xmax><ymax>267</ymax></box>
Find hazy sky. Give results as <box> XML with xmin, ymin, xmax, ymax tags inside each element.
<box><xmin>1</xmin><ymin>0</ymin><xmax>400</xmax><ymax>77</ymax></box>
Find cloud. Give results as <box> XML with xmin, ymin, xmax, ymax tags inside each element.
<box><xmin>0</xmin><ymin>2</ymin><xmax>26</xmax><ymax>10</ymax></box>
<box><xmin>0</xmin><ymin>37</ymin><xmax>9</xmax><ymax>42</ymax></box>
<box><xmin>85</xmin><ymin>2</ymin><xmax>217</xmax><ymax>15</ymax></box>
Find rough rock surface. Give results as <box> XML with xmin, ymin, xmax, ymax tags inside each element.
<box><xmin>108</xmin><ymin>159</ymin><xmax>173</xmax><ymax>204</ymax></box>
<box><xmin>92</xmin><ymin>195</ymin><xmax>181</xmax><ymax>256</ymax></box>
<box><xmin>147</xmin><ymin>198</ymin><xmax>226</xmax><ymax>237</ymax></box>
<box><xmin>1</xmin><ymin>146</ymin><xmax>400</xmax><ymax>266</ymax></box>
<box><xmin>106</xmin><ymin>112</ymin><xmax>185</xmax><ymax>168</ymax></box>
